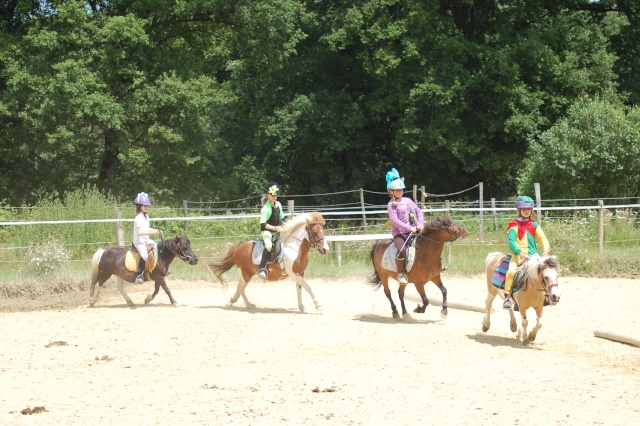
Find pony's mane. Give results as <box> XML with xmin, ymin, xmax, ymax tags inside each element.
<box><xmin>521</xmin><ymin>255</ymin><xmax>559</xmax><ymax>281</ymax></box>
<box><xmin>421</xmin><ymin>216</ymin><xmax>455</xmax><ymax>235</ymax></box>
<box><xmin>280</xmin><ymin>212</ymin><xmax>325</xmax><ymax>239</ymax></box>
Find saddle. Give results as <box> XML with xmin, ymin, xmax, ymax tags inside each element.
<box><xmin>125</xmin><ymin>244</ymin><xmax>157</xmax><ymax>273</ymax></box>
<box><xmin>251</xmin><ymin>239</ymin><xmax>284</xmax><ymax>267</ymax></box>
<box><xmin>381</xmin><ymin>238</ymin><xmax>417</xmax><ymax>273</ymax></box>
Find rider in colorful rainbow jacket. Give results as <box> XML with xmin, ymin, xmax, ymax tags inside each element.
<box><xmin>386</xmin><ymin>168</ymin><xmax>424</xmax><ymax>285</ymax></box>
<box><xmin>258</xmin><ymin>182</ymin><xmax>285</xmax><ymax>279</ymax></box>
<box><xmin>503</xmin><ymin>195</ymin><xmax>550</xmax><ymax>309</ymax></box>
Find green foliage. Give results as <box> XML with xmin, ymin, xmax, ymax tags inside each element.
<box><xmin>519</xmin><ymin>98</ymin><xmax>640</xmax><ymax>198</ymax></box>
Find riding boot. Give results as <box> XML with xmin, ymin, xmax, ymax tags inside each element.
<box><xmin>258</xmin><ymin>248</ymin><xmax>270</xmax><ymax>279</ymax></box>
<box><xmin>503</xmin><ymin>293</ymin><xmax>513</xmax><ymax>309</ymax></box>
<box><xmin>135</xmin><ymin>257</ymin><xmax>146</xmax><ymax>284</ymax></box>
<box><xmin>396</xmin><ymin>258</ymin><xmax>408</xmax><ymax>285</ymax></box>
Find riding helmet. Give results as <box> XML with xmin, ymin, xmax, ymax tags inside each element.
<box><xmin>134</xmin><ymin>192</ymin><xmax>152</xmax><ymax>206</ymax></box>
<box><xmin>516</xmin><ymin>195</ymin><xmax>534</xmax><ymax>209</ymax></box>
<box><xmin>386</xmin><ymin>168</ymin><xmax>406</xmax><ymax>190</ymax></box>
<box><xmin>265</xmin><ymin>182</ymin><xmax>280</xmax><ymax>196</ymax></box>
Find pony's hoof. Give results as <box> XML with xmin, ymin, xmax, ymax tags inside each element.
<box><xmin>172</xmin><ymin>302</ymin><xmax>179</xmax><ymax>307</ymax></box>
<box><xmin>482</xmin><ymin>324</ymin><xmax>490</xmax><ymax>332</ymax></box>
<box><xmin>440</xmin><ymin>308</ymin><xmax>448</xmax><ymax>319</ymax></box>
<box><xmin>393</xmin><ymin>313</ymin><xmax>402</xmax><ymax>320</ymax></box>
<box><xmin>510</xmin><ymin>323</ymin><xmax>517</xmax><ymax>333</ymax></box>
<box><xmin>144</xmin><ymin>295</ymin><xmax>152</xmax><ymax>304</ymax></box>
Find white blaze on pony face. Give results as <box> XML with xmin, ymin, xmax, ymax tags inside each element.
<box><xmin>541</xmin><ymin>258</ymin><xmax>561</xmax><ymax>304</ymax></box>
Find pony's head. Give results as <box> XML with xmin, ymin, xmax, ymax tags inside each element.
<box><xmin>162</xmin><ymin>235</ymin><xmax>198</xmax><ymax>265</ymax></box>
<box><xmin>522</xmin><ymin>255</ymin><xmax>560</xmax><ymax>305</ymax></box>
<box><xmin>421</xmin><ymin>216</ymin><xmax>468</xmax><ymax>242</ymax></box>
<box><xmin>280</xmin><ymin>212</ymin><xmax>330</xmax><ymax>254</ymax></box>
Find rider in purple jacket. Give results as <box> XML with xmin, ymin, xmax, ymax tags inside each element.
<box><xmin>386</xmin><ymin>168</ymin><xmax>424</xmax><ymax>285</ymax></box>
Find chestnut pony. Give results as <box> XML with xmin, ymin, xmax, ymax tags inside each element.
<box><xmin>89</xmin><ymin>235</ymin><xmax>198</xmax><ymax>307</ymax></box>
<box><xmin>369</xmin><ymin>216</ymin><xmax>468</xmax><ymax>320</ymax></box>
<box><xmin>483</xmin><ymin>252</ymin><xmax>560</xmax><ymax>343</ymax></box>
<box><xmin>207</xmin><ymin>212</ymin><xmax>330</xmax><ymax>312</ymax></box>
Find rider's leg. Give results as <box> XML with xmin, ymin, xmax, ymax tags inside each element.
<box><xmin>258</xmin><ymin>232</ymin><xmax>273</xmax><ymax>279</ymax></box>
<box><xmin>503</xmin><ymin>257</ymin><xmax>518</xmax><ymax>309</ymax></box>
<box><xmin>135</xmin><ymin>243</ymin><xmax>149</xmax><ymax>284</ymax></box>
<box><xmin>394</xmin><ymin>234</ymin><xmax>408</xmax><ymax>285</ymax></box>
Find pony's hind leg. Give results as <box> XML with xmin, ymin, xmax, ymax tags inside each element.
<box><xmin>116</xmin><ymin>277</ymin><xmax>135</xmax><ymax>307</ymax></box>
<box><xmin>230</xmin><ymin>277</ymin><xmax>255</xmax><ymax>309</ymax></box>
<box><xmin>89</xmin><ymin>281</ymin><xmax>101</xmax><ymax>307</ymax></box>
<box><xmin>482</xmin><ymin>291</ymin><xmax>497</xmax><ymax>332</ymax></box>
<box><xmin>144</xmin><ymin>278</ymin><xmax>177</xmax><ymax>306</ymax></box>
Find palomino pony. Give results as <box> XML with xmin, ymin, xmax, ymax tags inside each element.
<box><xmin>89</xmin><ymin>235</ymin><xmax>198</xmax><ymax>307</ymax></box>
<box><xmin>483</xmin><ymin>252</ymin><xmax>560</xmax><ymax>343</ymax></box>
<box><xmin>206</xmin><ymin>211</ymin><xmax>330</xmax><ymax>312</ymax></box>
<box><xmin>369</xmin><ymin>216</ymin><xmax>468</xmax><ymax>320</ymax></box>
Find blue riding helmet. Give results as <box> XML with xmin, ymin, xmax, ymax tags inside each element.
<box><xmin>265</xmin><ymin>181</ymin><xmax>280</xmax><ymax>196</ymax></box>
<box><xmin>516</xmin><ymin>195</ymin><xmax>534</xmax><ymax>209</ymax></box>
<box><xmin>134</xmin><ymin>192</ymin><xmax>151</xmax><ymax>206</ymax></box>
<box><xmin>386</xmin><ymin>168</ymin><xmax>406</xmax><ymax>190</ymax></box>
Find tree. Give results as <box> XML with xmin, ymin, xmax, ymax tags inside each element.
<box><xmin>518</xmin><ymin>97</ymin><xmax>640</xmax><ymax>198</ymax></box>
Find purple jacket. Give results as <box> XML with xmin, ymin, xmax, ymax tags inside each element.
<box><xmin>387</xmin><ymin>197</ymin><xmax>424</xmax><ymax>236</ymax></box>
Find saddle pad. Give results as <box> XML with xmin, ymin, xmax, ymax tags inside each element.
<box><xmin>491</xmin><ymin>255</ymin><xmax>511</xmax><ymax>289</ymax></box>
<box><xmin>381</xmin><ymin>241</ymin><xmax>415</xmax><ymax>274</ymax></box>
<box><xmin>251</xmin><ymin>240</ymin><xmax>283</xmax><ymax>265</ymax></box>
<box><xmin>491</xmin><ymin>254</ymin><xmax>525</xmax><ymax>293</ymax></box>
<box><xmin>125</xmin><ymin>247</ymin><xmax>158</xmax><ymax>272</ymax></box>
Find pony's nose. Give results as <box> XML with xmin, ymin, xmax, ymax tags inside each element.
<box><xmin>552</xmin><ymin>295</ymin><xmax>560</xmax><ymax>304</ymax></box>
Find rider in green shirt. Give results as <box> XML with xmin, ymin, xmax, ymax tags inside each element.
<box><xmin>258</xmin><ymin>182</ymin><xmax>285</xmax><ymax>279</ymax></box>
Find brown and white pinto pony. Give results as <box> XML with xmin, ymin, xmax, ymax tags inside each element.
<box><xmin>206</xmin><ymin>211</ymin><xmax>330</xmax><ymax>312</ymax></box>
<box><xmin>483</xmin><ymin>252</ymin><xmax>560</xmax><ymax>344</ymax></box>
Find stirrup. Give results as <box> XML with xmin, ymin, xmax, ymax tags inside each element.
<box><xmin>257</xmin><ymin>269</ymin><xmax>267</xmax><ymax>279</ymax></box>
<box><xmin>135</xmin><ymin>274</ymin><xmax>145</xmax><ymax>284</ymax></box>
<box><xmin>397</xmin><ymin>273</ymin><xmax>408</xmax><ymax>285</ymax></box>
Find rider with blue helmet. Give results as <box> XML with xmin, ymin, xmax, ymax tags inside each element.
<box><xmin>503</xmin><ymin>195</ymin><xmax>550</xmax><ymax>309</ymax></box>
<box><xmin>133</xmin><ymin>192</ymin><xmax>163</xmax><ymax>284</ymax></box>
<box><xmin>386</xmin><ymin>168</ymin><xmax>424</xmax><ymax>285</ymax></box>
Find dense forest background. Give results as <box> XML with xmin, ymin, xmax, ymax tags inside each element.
<box><xmin>1</xmin><ymin>0</ymin><xmax>639</xmax><ymax>207</ymax></box>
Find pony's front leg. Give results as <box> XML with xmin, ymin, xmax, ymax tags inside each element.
<box><xmin>158</xmin><ymin>277</ymin><xmax>178</xmax><ymax>306</ymax></box>
<box><xmin>295</xmin><ymin>275</ymin><xmax>322</xmax><ymax>312</ymax></box>
<box><xmin>230</xmin><ymin>277</ymin><xmax>255</xmax><ymax>309</ymax></box>
<box><xmin>527</xmin><ymin>307</ymin><xmax>544</xmax><ymax>342</ymax></box>
<box><xmin>517</xmin><ymin>312</ymin><xmax>530</xmax><ymax>343</ymax></box>
<box><xmin>435</xmin><ymin>280</ymin><xmax>448</xmax><ymax>319</ymax></box>
<box><xmin>116</xmin><ymin>277</ymin><xmax>135</xmax><ymax>307</ymax></box>
<box><xmin>412</xmin><ymin>283</ymin><xmax>430</xmax><ymax>314</ymax></box>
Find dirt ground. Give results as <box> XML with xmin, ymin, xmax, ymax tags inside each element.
<box><xmin>1</xmin><ymin>272</ymin><xmax>639</xmax><ymax>425</ymax></box>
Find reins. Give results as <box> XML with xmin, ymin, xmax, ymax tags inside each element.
<box><xmin>159</xmin><ymin>235</ymin><xmax>191</xmax><ymax>262</ymax></box>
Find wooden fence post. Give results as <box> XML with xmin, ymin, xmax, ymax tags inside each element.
<box><xmin>599</xmin><ymin>200</ymin><xmax>604</xmax><ymax>254</ymax></box>
<box><xmin>421</xmin><ymin>186</ymin><xmax>426</xmax><ymax>210</ymax></box>
<box><xmin>491</xmin><ymin>198</ymin><xmax>498</xmax><ymax>231</ymax></box>
<box><xmin>112</xmin><ymin>203</ymin><xmax>125</xmax><ymax>247</ymax></box>
<box><xmin>534</xmin><ymin>183</ymin><xmax>542</xmax><ymax>221</ymax></box>
<box><xmin>183</xmin><ymin>200</ymin><xmax>189</xmax><ymax>233</ymax></box>
<box><xmin>287</xmin><ymin>200</ymin><xmax>295</xmax><ymax>217</ymax></box>
<box><xmin>359</xmin><ymin>188</ymin><xmax>367</xmax><ymax>234</ymax></box>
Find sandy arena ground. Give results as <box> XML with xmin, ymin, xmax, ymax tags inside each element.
<box><xmin>1</xmin><ymin>273</ymin><xmax>639</xmax><ymax>425</ymax></box>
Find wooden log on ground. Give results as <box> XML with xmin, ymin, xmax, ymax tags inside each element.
<box><xmin>593</xmin><ymin>330</ymin><xmax>640</xmax><ymax>347</ymax></box>
<box><xmin>406</xmin><ymin>295</ymin><xmax>495</xmax><ymax>313</ymax></box>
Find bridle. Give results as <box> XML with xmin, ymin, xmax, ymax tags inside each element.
<box><xmin>159</xmin><ymin>235</ymin><xmax>193</xmax><ymax>263</ymax></box>
<box><xmin>305</xmin><ymin>222</ymin><xmax>326</xmax><ymax>249</ymax></box>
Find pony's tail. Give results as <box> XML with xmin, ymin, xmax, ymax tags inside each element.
<box><xmin>90</xmin><ymin>249</ymin><xmax>104</xmax><ymax>297</ymax></box>
<box><xmin>367</xmin><ymin>243</ymin><xmax>383</xmax><ymax>290</ymax></box>
<box><xmin>205</xmin><ymin>242</ymin><xmax>241</xmax><ymax>290</ymax></box>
